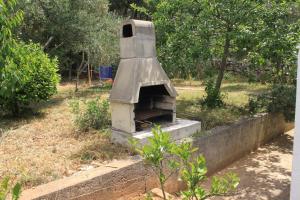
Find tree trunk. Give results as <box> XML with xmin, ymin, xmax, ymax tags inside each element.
<box><xmin>76</xmin><ymin>52</ymin><xmax>85</xmax><ymax>92</ymax></box>
<box><xmin>215</xmin><ymin>31</ymin><xmax>231</xmax><ymax>93</ymax></box>
<box><xmin>276</xmin><ymin>59</ymin><xmax>286</xmax><ymax>84</ymax></box>
<box><xmin>159</xmin><ymin>161</ymin><xmax>167</xmax><ymax>200</ymax></box>
<box><xmin>90</xmin><ymin>64</ymin><xmax>93</xmax><ymax>82</ymax></box>
<box><xmin>68</xmin><ymin>65</ymin><xmax>72</xmax><ymax>81</ymax></box>
<box><xmin>43</xmin><ymin>36</ymin><xmax>54</xmax><ymax>50</ymax></box>
<box><xmin>87</xmin><ymin>54</ymin><xmax>91</xmax><ymax>86</ymax></box>
<box><xmin>12</xmin><ymin>99</ymin><xmax>19</xmax><ymax>117</ymax></box>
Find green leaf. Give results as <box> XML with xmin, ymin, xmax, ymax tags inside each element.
<box><xmin>12</xmin><ymin>183</ymin><xmax>21</xmax><ymax>200</ymax></box>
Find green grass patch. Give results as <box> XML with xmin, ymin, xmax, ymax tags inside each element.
<box><xmin>176</xmin><ymin>82</ymin><xmax>269</xmax><ymax>131</ymax></box>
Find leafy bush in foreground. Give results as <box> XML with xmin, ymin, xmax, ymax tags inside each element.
<box><xmin>173</xmin><ymin>142</ymin><xmax>239</xmax><ymax>200</ymax></box>
<box><xmin>70</xmin><ymin>98</ymin><xmax>110</xmax><ymax>132</ymax></box>
<box><xmin>133</xmin><ymin>126</ymin><xmax>239</xmax><ymax>200</ymax></box>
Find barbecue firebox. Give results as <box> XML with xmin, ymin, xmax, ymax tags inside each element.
<box><xmin>110</xmin><ymin>19</ymin><xmax>201</xmax><ymax>145</ymax></box>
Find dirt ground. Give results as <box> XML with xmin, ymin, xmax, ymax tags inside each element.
<box><xmin>0</xmin><ymin>83</ymin><xmax>129</xmax><ymax>188</ymax></box>
<box><xmin>206</xmin><ymin>129</ymin><xmax>294</xmax><ymax>200</ymax></box>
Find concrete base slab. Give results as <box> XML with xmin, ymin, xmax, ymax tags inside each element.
<box><xmin>111</xmin><ymin>118</ymin><xmax>201</xmax><ymax>146</ymax></box>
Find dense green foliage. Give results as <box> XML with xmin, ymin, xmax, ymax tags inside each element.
<box><xmin>0</xmin><ymin>0</ymin><xmax>60</xmax><ymax>115</ymax></box>
<box><xmin>0</xmin><ymin>177</ymin><xmax>21</xmax><ymax>200</ymax></box>
<box><xmin>109</xmin><ymin>0</ymin><xmax>156</xmax><ymax>19</ymax></box>
<box><xmin>19</xmin><ymin>0</ymin><xmax>121</xmax><ymax>76</ymax></box>
<box><xmin>267</xmin><ymin>85</ymin><xmax>296</xmax><ymax>121</ymax></box>
<box><xmin>248</xmin><ymin>84</ymin><xmax>296</xmax><ymax>121</ymax></box>
<box><xmin>0</xmin><ymin>42</ymin><xmax>59</xmax><ymax>114</ymax></box>
<box><xmin>69</xmin><ymin>98</ymin><xmax>111</xmax><ymax>132</ymax></box>
<box><xmin>247</xmin><ymin>1</ymin><xmax>300</xmax><ymax>84</ymax></box>
<box><xmin>0</xmin><ymin>0</ymin><xmax>23</xmax><ymax>63</ymax></box>
<box><xmin>154</xmin><ymin>0</ymin><xmax>299</xmax><ymax>105</ymax></box>
<box><xmin>134</xmin><ymin>126</ymin><xmax>239</xmax><ymax>200</ymax></box>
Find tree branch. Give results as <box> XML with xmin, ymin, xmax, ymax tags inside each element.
<box><xmin>43</xmin><ymin>36</ymin><xmax>54</xmax><ymax>50</ymax></box>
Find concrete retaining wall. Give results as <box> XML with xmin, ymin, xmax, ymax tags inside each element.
<box><xmin>20</xmin><ymin>113</ymin><xmax>290</xmax><ymax>200</ymax></box>
<box><xmin>193</xmin><ymin>113</ymin><xmax>287</xmax><ymax>174</ymax></box>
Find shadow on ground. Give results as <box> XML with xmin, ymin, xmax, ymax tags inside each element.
<box><xmin>222</xmin><ymin>83</ymin><xmax>268</xmax><ymax>94</ymax></box>
<box><xmin>70</xmin><ymin>134</ymin><xmax>130</xmax><ymax>164</ymax></box>
<box><xmin>0</xmin><ymin>111</ymin><xmax>46</xmax><ymax>136</ymax></box>
<box><xmin>0</xmin><ymin>86</ymin><xmax>110</xmax><ymax>133</ymax></box>
<box><xmin>208</xmin><ymin>131</ymin><xmax>293</xmax><ymax>200</ymax></box>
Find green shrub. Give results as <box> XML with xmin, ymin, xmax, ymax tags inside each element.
<box><xmin>267</xmin><ymin>84</ymin><xmax>296</xmax><ymax>121</ymax></box>
<box><xmin>134</xmin><ymin>126</ymin><xmax>239</xmax><ymax>200</ymax></box>
<box><xmin>0</xmin><ymin>177</ymin><xmax>21</xmax><ymax>200</ymax></box>
<box><xmin>202</xmin><ymin>79</ymin><xmax>225</xmax><ymax>108</ymax></box>
<box><xmin>70</xmin><ymin>98</ymin><xmax>110</xmax><ymax>132</ymax></box>
<box><xmin>247</xmin><ymin>96</ymin><xmax>266</xmax><ymax>115</ymax></box>
<box><xmin>246</xmin><ymin>84</ymin><xmax>296</xmax><ymax>121</ymax></box>
<box><xmin>0</xmin><ymin>42</ymin><xmax>60</xmax><ymax>115</ymax></box>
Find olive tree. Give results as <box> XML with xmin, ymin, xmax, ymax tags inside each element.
<box><xmin>19</xmin><ymin>0</ymin><xmax>121</xmax><ymax>78</ymax></box>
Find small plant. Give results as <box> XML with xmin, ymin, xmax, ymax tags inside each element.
<box><xmin>247</xmin><ymin>97</ymin><xmax>260</xmax><ymax>115</ymax></box>
<box><xmin>202</xmin><ymin>79</ymin><xmax>225</xmax><ymax>108</ymax></box>
<box><xmin>69</xmin><ymin>98</ymin><xmax>110</xmax><ymax>132</ymax></box>
<box><xmin>128</xmin><ymin>137</ymin><xmax>139</xmax><ymax>156</ymax></box>
<box><xmin>173</xmin><ymin>142</ymin><xmax>239</xmax><ymax>200</ymax></box>
<box><xmin>145</xmin><ymin>192</ymin><xmax>154</xmax><ymax>200</ymax></box>
<box><xmin>136</xmin><ymin>126</ymin><xmax>179</xmax><ymax>200</ymax></box>
<box><xmin>135</xmin><ymin>127</ymin><xmax>239</xmax><ymax>200</ymax></box>
<box><xmin>0</xmin><ymin>177</ymin><xmax>21</xmax><ymax>200</ymax></box>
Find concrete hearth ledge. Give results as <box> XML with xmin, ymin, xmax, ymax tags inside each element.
<box><xmin>111</xmin><ymin>118</ymin><xmax>201</xmax><ymax>146</ymax></box>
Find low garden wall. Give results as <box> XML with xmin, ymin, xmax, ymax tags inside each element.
<box><xmin>193</xmin><ymin>113</ymin><xmax>287</xmax><ymax>174</ymax></box>
<box><xmin>20</xmin><ymin>113</ymin><xmax>291</xmax><ymax>200</ymax></box>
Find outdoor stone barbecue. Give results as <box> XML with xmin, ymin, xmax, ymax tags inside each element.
<box><xmin>110</xmin><ymin>19</ymin><xmax>201</xmax><ymax>145</ymax></box>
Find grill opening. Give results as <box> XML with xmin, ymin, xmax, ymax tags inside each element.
<box><xmin>123</xmin><ymin>24</ymin><xmax>133</xmax><ymax>38</ymax></box>
<box><xmin>134</xmin><ymin>85</ymin><xmax>174</xmax><ymax>131</ymax></box>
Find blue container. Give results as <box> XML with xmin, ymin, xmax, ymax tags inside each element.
<box><xmin>99</xmin><ymin>66</ymin><xmax>113</xmax><ymax>80</ymax></box>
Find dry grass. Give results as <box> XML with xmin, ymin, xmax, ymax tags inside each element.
<box><xmin>0</xmin><ymin>80</ymin><xmax>268</xmax><ymax>189</ymax></box>
<box><xmin>0</xmin><ymin>82</ymin><xmax>128</xmax><ymax>189</ymax></box>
